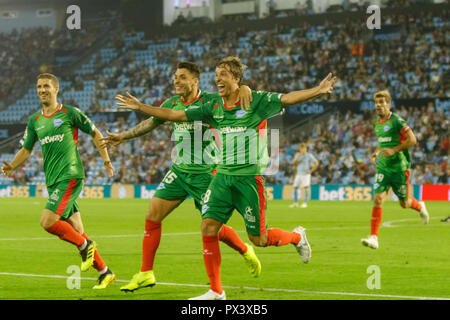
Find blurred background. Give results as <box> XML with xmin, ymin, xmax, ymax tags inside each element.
<box><xmin>0</xmin><ymin>0</ymin><xmax>447</xmax><ymax>196</ymax></box>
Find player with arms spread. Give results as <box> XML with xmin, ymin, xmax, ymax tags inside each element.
<box><xmin>103</xmin><ymin>62</ymin><xmax>261</xmax><ymax>292</ymax></box>
<box><xmin>1</xmin><ymin>73</ymin><xmax>116</xmax><ymax>289</ymax></box>
<box><xmin>116</xmin><ymin>56</ymin><xmax>336</xmax><ymax>300</ymax></box>
<box><xmin>361</xmin><ymin>90</ymin><xmax>429</xmax><ymax>250</ymax></box>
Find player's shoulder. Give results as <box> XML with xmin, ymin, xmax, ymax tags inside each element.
<box><xmin>61</xmin><ymin>104</ymin><xmax>82</xmax><ymax>115</ymax></box>
<box><xmin>391</xmin><ymin>112</ymin><xmax>406</xmax><ymax>122</ymax></box>
<box><xmin>200</xmin><ymin>91</ymin><xmax>221</xmax><ymax>104</ymax></box>
<box><xmin>159</xmin><ymin>95</ymin><xmax>183</xmax><ymax>109</ymax></box>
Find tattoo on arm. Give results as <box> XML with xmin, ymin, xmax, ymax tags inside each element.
<box><xmin>122</xmin><ymin>118</ymin><xmax>157</xmax><ymax>140</ymax></box>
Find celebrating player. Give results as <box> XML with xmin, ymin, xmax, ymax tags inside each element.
<box><xmin>103</xmin><ymin>62</ymin><xmax>261</xmax><ymax>292</ymax></box>
<box><xmin>116</xmin><ymin>56</ymin><xmax>336</xmax><ymax>300</ymax></box>
<box><xmin>1</xmin><ymin>73</ymin><xmax>116</xmax><ymax>289</ymax></box>
<box><xmin>289</xmin><ymin>143</ymin><xmax>318</xmax><ymax>208</ymax></box>
<box><xmin>361</xmin><ymin>90</ymin><xmax>429</xmax><ymax>250</ymax></box>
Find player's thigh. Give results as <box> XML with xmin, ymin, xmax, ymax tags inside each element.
<box><xmin>147</xmin><ymin>197</ymin><xmax>184</xmax><ymax>221</ymax></box>
<box><xmin>40</xmin><ymin>209</ymin><xmax>60</xmax><ymax>229</ymax></box>
<box><xmin>43</xmin><ymin>179</ymin><xmax>83</xmax><ymax>225</ymax></box>
<box><xmin>201</xmin><ymin>173</ymin><xmax>234</xmax><ymax>225</ymax></box>
<box><xmin>292</xmin><ymin>175</ymin><xmax>301</xmax><ymax>188</ymax></box>
<box><xmin>233</xmin><ymin>175</ymin><xmax>267</xmax><ymax>241</ymax></box>
<box><xmin>299</xmin><ymin>174</ymin><xmax>311</xmax><ymax>188</ymax></box>
<box><xmin>66</xmin><ymin>210</ymin><xmax>84</xmax><ymax>235</ymax></box>
<box><xmin>391</xmin><ymin>170</ymin><xmax>411</xmax><ymax>206</ymax></box>
<box><xmin>184</xmin><ymin>172</ymin><xmax>214</xmax><ymax>214</ymax></box>
<box><xmin>151</xmin><ymin>168</ymin><xmax>188</xmax><ymax>220</ymax></box>
<box><xmin>373</xmin><ymin>171</ymin><xmax>391</xmax><ymax>206</ymax></box>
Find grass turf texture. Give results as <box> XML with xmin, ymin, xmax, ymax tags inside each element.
<box><xmin>0</xmin><ymin>198</ymin><xmax>448</xmax><ymax>300</ymax></box>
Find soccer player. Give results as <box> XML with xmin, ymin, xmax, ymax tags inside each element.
<box><xmin>289</xmin><ymin>143</ymin><xmax>318</xmax><ymax>208</ymax></box>
<box><xmin>1</xmin><ymin>73</ymin><xmax>116</xmax><ymax>289</ymax></box>
<box><xmin>103</xmin><ymin>62</ymin><xmax>261</xmax><ymax>292</ymax></box>
<box><xmin>361</xmin><ymin>90</ymin><xmax>429</xmax><ymax>249</ymax></box>
<box><xmin>116</xmin><ymin>56</ymin><xmax>336</xmax><ymax>300</ymax></box>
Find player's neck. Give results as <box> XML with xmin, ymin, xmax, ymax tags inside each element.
<box><xmin>378</xmin><ymin>111</ymin><xmax>391</xmax><ymax>122</ymax></box>
<box><xmin>42</xmin><ymin>100</ymin><xmax>59</xmax><ymax>115</ymax></box>
<box><xmin>182</xmin><ymin>88</ymin><xmax>198</xmax><ymax>104</ymax></box>
<box><xmin>223</xmin><ymin>88</ymin><xmax>239</xmax><ymax>107</ymax></box>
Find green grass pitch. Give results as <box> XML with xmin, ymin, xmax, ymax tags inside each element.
<box><xmin>0</xmin><ymin>198</ymin><xmax>448</xmax><ymax>300</ymax></box>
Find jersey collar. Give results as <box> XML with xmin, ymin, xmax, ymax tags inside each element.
<box><xmin>377</xmin><ymin>111</ymin><xmax>392</xmax><ymax>124</ymax></box>
<box><xmin>41</xmin><ymin>103</ymin><xmax>62</xmax><ymax>118</ymax></box>
<box><xmin>181</xmin><ymin>89</ymin><xmax>201</xmax><ymax>105</ymax></box>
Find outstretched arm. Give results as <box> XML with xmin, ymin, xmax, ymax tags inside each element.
<box><xmin>1</xmin><ymin>147</ymin><xmax>31</xmax><ymax>177</ymax></box>
<box><xmin>101</xmin><ymin>118</ymin><xmax>159</xmax><ymax>148</ymax></box>
<box><xmin>281</xmin><ymin>73</ymin><xmax>336</xmax><ymax>106</ymax></box>
<box><xmin>116</xmin><ymin>92</ymin><xmax>188</xmax><ymax>122</ymax></box>
<box><xmin>90</xmin><ymin>128</ymin><xmax>114</xmax><ymax>177</ymax></box>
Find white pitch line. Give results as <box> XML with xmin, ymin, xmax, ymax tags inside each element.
<box><xmin>0</xmin><ymin>272</ymin><xmax>448</xmax><ymax>300</ymax></box>
<box><xmin>382</xmin><ymin>217</ymin><xmax>442</xmax><ymax>228</ymax></box>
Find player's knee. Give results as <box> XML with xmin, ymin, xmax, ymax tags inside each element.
<box><xmin>249</xmin><ymin>235</ymin><xmax>267</xmax><ymax>247</ymax></box>
<box><xmin>40</xmin><ymin>216</ymin><xmax>54</xmax><ymax>230</ymax></box>
<box><xmin>399</xmin><ymin>201</ymin><xmax>408</xmax><ymax>209</ymax></box>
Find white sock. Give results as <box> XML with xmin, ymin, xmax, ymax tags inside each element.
<box><xmin>79</xmin><ymin>239</ymin><xmax>87</xmax><ymax>251</ymax></box>
<box><xmin>99</xmin><ymin>267</ymin><xmax>108</xmax><ymax>275</ymax></box>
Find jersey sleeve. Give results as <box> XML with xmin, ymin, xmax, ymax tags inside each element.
<box><xmin>21</xmin><ymin>117</ymin><xmax>38</xmax><ymax>151</ymax></box>
<box><xmin>151</xmin><ymin>99</ymin><xmax>172</xmax><ymax>126</ymax></box>
<box><xmin>69</xmin><ymin>107</ymin><xmax>96</xmax><ymax>134</ymax></box>
<box><xmin>252</xmin><ymin>90</ymin><xmax>284</xmax><ymax>120</ymax></box>
<box><xmin>397</xmin><ymin>115</ymin><xmax>409</xmax><ymax>135</ymax></box>
<box><xmin>185</xmin><ymin>101</ymin><xmax>213</xmax><ymax>123</ymax></box>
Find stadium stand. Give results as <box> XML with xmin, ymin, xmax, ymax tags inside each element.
<box><xmin>0</xmin><ymin>3</ymin><xmax>448</xmax><ymax>186</ymax></box>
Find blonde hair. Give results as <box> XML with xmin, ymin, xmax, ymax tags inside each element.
<box><xmin>37</xmin><ymin>73</ymin><xmax>59</xmax><ymax>88</ymax></box>
<box><xmin>373</xmin><ymin>90</ymin><xmax>391</xmax><ymax>103</ymax></box>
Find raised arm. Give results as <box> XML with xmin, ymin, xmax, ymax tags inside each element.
<box><xmin>90</xmin><ymin>128</ymin><xmax>114</xmax><ymax>177</ymax></box>
<box><xmin>1</xmin><ymin>147</ymin><xmax>32</xmax><ymax>177</ymax></box>
<box><xmin>116</xmin><ymin>92</ymin><xmax>188</xmax><ymax>122</ymax></box>
<box><xmin>281</xmin><ymin>73</ymin><xmax>336</xmax><ymax>106</ymax></box>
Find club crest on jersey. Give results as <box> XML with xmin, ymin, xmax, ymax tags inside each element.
<box><xmin>244</xmin><ymin>206</ymin><xmax>256</xmax><ymax>222</ymax></box>
<box><xmin>50</xmin><ymin>189</ymin><xmax>60</xmax><ymax>201</ymax></box>
<box><xmin>236</xmin><ymin>110</ymin><xmax>246</xmax><ymax>118</ymax></box>
<box><xmin>54</xmin><ymin>119</ymin><xmax>63</xmax><ymax>127</ymax></box>
<box><xmin>383</xmin><ymin>125</ymin><xmax>390</xmax><ymax>132</ymax></box>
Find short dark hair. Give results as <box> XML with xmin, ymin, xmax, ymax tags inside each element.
<box><xmin>177</xmin><ymin>61</ymin><xmax>200</xmax><ymax>79</ymax></box>
<box><xmin>37</xmin><ymin>73</ymin><xmax>59</xmax><ymax>87</ymax></box>
<box><xmin>217</xmin><ymin>56</ymin><xmax>248</xmax><ymax>84</ymax></box>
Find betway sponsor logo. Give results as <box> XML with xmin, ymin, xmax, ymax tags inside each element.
<box><xmin>378</xmin><ymin>137</ymin><xmax>392</xmax><ymax>142</ymax></box>
<box><xmin>220</xmin><ymin>126</ymin><xmax>247</xmax><ymax>134</ymax></box>
<box><xmin>40</xmin><ymin>134</ymin><xmax>65</xmax><ymax>145</ymax></box>
<box><xmin>174</xmin><ymin>123</ymin><xmax>195</xmax><ymax>130</ymax></box>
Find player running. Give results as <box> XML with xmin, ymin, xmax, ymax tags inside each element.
<box><xmin>102</xmin><ymin>62</ymin><xmax>261</xmax><ymax>292</ymax></box>
<box><xmin>1</xmin><ymin>73</ymin><xmax>116</xmax><ymax>289</ymax></box>
<box><xmin>361</xmin><ymin>90</ymin><xmax>429</xmax><ymax>250</ymax></box>
<box><xmin>116</xmin><ymin>56</ymin><xmax>336</xmax><ymax>300</ymax></box>
<box><xmin>289</xmin><ymin>143</ymin><xmax>318</xmax><ymax>208</ymax></box>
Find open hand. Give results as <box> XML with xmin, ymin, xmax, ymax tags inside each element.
<box><xmin>1</xmin><ymin>160</ymin><xmax>13</xmax><ymax>177</ymax></box>
<box><xmin>116</xmin><ymin>91</ymin><xmax>142</xmax><ymax>111</ymax></box>
<box><xmin>318</xmin><ymin>73</ymin><xmax>337</xmax><ymax>95</ymax></box>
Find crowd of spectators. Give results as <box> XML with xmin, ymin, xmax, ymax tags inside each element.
<box><xmin>65</xmin><ymin>8</ymin><xmax>449</xmax><ymax>115</ymax></box>
<box><xmin>0</xmin><ymin>4</ymin><xmax>448</xmax><ymax>186</ymax></box>
<box><xmin>5</xmin><ymin>100</ymin><xmax>448</xmax><ymax>186</ymax></box>
<box><xmin>270</xmin><ymin>102</ymin><xmax>449</xmax><ymax>186</ymax></box>
<box><xmin>0</xmin><ymin>11</ymin><xmax>118</xmax><ymax>111</ymax></box>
